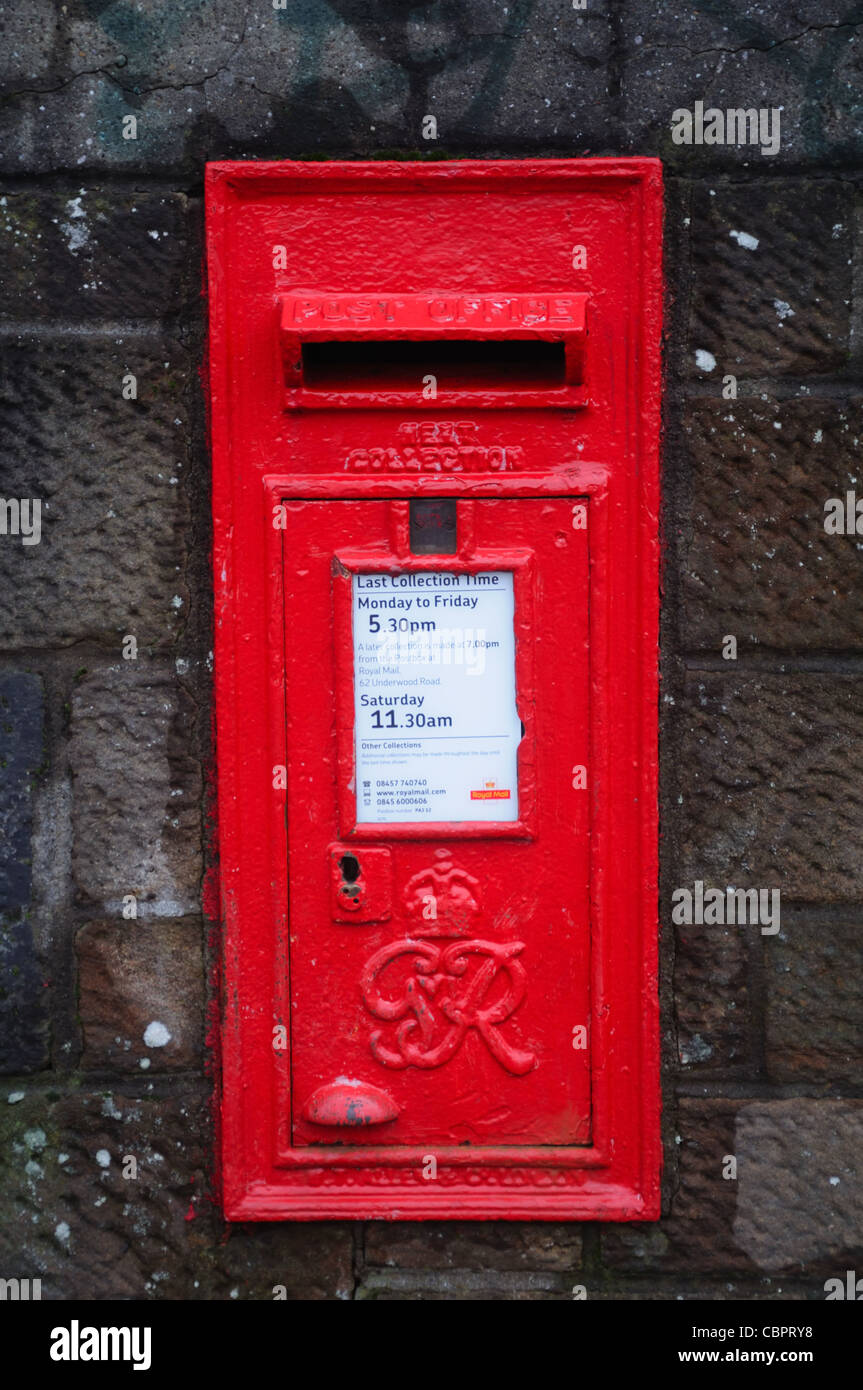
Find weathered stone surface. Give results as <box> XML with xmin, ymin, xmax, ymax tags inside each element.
<box><xmin>0</xmin><ymin>1087</ymin><xmax>208</xmax><ymax>1300</ymax></box>
<box><xmin>680</xmin><ymin>397</ymin><xmax>863</xmax><ymax>650</ymax></box>
<box><xmin>733</xmin><ymin>1100</ymin><xmax>863</xmax><ymax>1273</ymax></box>
<box><xmin>0</xmin><ymin>340</ymin><xmax>190</xmax><ymax>650</ymax></box>
<box><xmin>365</xmin><ymin>1221</ymin><xmax>582</xmax><ymax>1272</ymax></box>
<box><xmin>206</xmin><ymin>1218</ymin><xmax>354</xmax><ymax>1302</ymax></box>
<box><xmin>357</xmin><ymin>1272</ymin><xmax>572</xmax><ymax>1299</ymax></box>
<box><xmin>0</xmin><ymin>673</ymin><xmax>43</xmax><ymax>911</ymax></box>
<box><xmin>357</xmin><ymin>1271</ymin><xmax>824</xmax><ymax>1299</ymax></box>
<box><xmin>0</xmin><ymin>0</ymin><xmax>58</xmax><ymax>86</ymax></box>
<box><xmin>0</xmin><ymin>192</ymin><xmax>193</xmax><ymax>321</ymax></box>
<box><xmin>0</xmin><ymin>1087</ymin><xmax>354</xmax><ymax>1299</ymax></box>
<box><xmin>0</xmin><ymin>673</ymin><xmax>48</xmax><ymax>1073</ymax></box>
<box><xmin>602</xmin><ymin>1099</ymin><xmax>863</xmax><ymax>1275</ymax></box>
<box><xmin>687</xmin><ymin>181</ymin><xmax>852</xmax><ymax>376</ymax></box>
<box><xmin>0</xmin><ymin>1</ymin><xmax>610</xmax><ymax>173</ymax></box>
<box><xmin>679</xmin><ymin>674</ymin><xmax>863</xmax><ymax>900</ymax></box>
<box><xmin>620</xmin><ymin>3</ymin><xmax>863</xmax><ymax>164</ymax></box>
<box><xmin>765</xmin><ymin>911</ymin><xmax>863</xmax><ymax>1083</ymax></box>
<box><xmin>69</xmin><ymin>664</ymin><xmax>202</xmax><ymax>912</ymax></box>
<box><xmin>76</xmin><ymin>918</ymin><xmax>204</xmax><ymax>1073</ymax></box>
<box><xmin>426</xmin><ymin>7</ymin><xmax>610</xmax><ymax>150</ymax></box>
<box><xmin>603</xmin><ymin>1101</ymin><xmax>749</xmax><ymax>1274</ymax></box>
<box><xmin>0</xmin><ymin>913</ymin><xmax>48</xmax><ymax>1075</ymax></box>
<box><xmin>674</xmin><ymin>916</ymin><xmax>752</xmax><ymax>1072</ymax></box>
<box><xmin>589</xmin><ymin>1278</ymin><xmax>825</xmax><ymax>1301</ymax></box>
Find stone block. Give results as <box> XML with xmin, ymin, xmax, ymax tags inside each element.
<box><xmin>69</xmin><ymin>663</ymin><xmax>202</xmax><ymax>911</ymax></box>
<box><xmin>0</xmin><ymin>340</ymin><xmax>190</xmax><ymax>650</ymax></box>
<box><xmin>678</xmin><ymin>674</ymin><xmax>863</xmax><ymax>901</ymax></box>
<box><xmin>0</xmin><ymin>673</ymin><xmax>48</xmax><ymax>1073</ymax></box>
<box><xmin>680</xmin><ymin>397</ymin><xmax>863</xmax><ymax>650</ymax></box>
<box><xmin>76</xmin><ymin>918</ymin><xmax>204</xmax><ymax>1073</ymax></box>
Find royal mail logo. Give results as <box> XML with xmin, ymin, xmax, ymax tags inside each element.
<box><xmin>470</xmin><ymin>781</ymin><xmax>511</xmax><ymax>801</ymax></box>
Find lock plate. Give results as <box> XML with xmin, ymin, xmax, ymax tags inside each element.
<box><xmin>329</xmin><ymin>844</ymin><xmax>392</xmax><ymax>923</ymax></box>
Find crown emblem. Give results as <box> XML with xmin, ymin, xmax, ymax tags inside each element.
<box><xmin>403</xmin><ymin>849</ymin><xmax>481</xmax><ymax>934</ymax></box>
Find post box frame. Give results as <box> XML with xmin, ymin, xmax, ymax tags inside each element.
<box><xmin>206</xmin><ymin>158</ymin><xmax>663</xmax><ymax>1221</ymax></box>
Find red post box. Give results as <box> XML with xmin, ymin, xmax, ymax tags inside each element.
<box><xmin>206</xmin><ymin>159</ymin><xmax>662</xmax><ymax>1220</ymax></box>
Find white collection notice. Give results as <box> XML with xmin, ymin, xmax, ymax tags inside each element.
<box><xmin>352</xmin><ymin>570</ymin><xmax>521</xmax><ymax>823</ymax></box>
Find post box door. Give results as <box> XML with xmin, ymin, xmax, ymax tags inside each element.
<box><xmin>282</xmin><ymin>495</ymin><xmax>590</xmax><ymax>1148</ymax></box>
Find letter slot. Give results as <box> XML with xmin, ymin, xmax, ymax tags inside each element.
<box><xmin>279</xmin><ymin>291</ymin><xmax>588</xmax><ymax>408</ymax></box>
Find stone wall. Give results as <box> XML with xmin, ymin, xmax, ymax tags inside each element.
<box><xmin>0</xmin><ymin>0</ymin><xmax>861</xmax><ymax>1300</ymax></box>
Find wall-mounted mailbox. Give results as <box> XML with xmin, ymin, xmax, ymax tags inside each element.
<box><xmin>206</xmin><ymin>159</ymin><xmax>662</xmax><ymax>1221</ymax></box>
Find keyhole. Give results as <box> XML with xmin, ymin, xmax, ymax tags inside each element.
<box><xmin>340</xmin><ymin>854</ymin><xmax>361</xmax><ymax>898</ymax></box>
<box><xmin>340</xmin><ymin>855</ymin><xmax>360</xmax><ymax>883</ymax></box>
